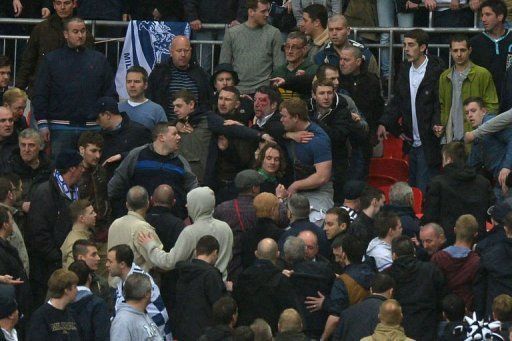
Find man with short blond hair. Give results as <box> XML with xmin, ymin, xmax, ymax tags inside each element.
<box><xmin>61</xmin><ymin>199</ymin><xmax>96</xmax><ymax>268</ymax></box>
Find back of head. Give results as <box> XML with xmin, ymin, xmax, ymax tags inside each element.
<box><xmin>279</xmin><ymin>98</ymin><xmax>309</xmax><ymax>122</ymax></box>
<box><xmin>493</xmin><ymin>294</ymin><xmax>512</xmax><ymax>321</ymax></box>
<box><xmin>0</xmin><ymin>177</ymin><xmax>12</xmax><ymax>202</ymax></box>
<box><xmin>186</xmin><ymin>187</ymin><xmax>215</xmax><ymax>220</ymax></box>
<box><xmin>442</xmin><ymin>294</ymin><xmax>466</xmax><ymax>322</ymax></box>
<box><xmin>340</xmin><ymin>233</ymin><xmax>365</xmax><ymax>264</ymax></box>
<box><xmin>371</xmin><ymin>273</ymin><xmax>395</xmax><ymax>294</ymax></box>
<box><xmin>109</xmin><ymin>244</ymin><xmax>134</xmax><ymax>267</ymax></box>
<box><xmin>256</xmin><ymin>238</ymin><xmax>279</xmax><ymax>262</ymax></box>
<box><xmin>455</xmin><ymin>214</ymin><xmax>478</xmax><ymax>243</ymax></box>
<box><xmin>360</xmin><ymin>186</ymin><xmax>384</xmax><ymax>210</ymax></box>
<box><xmin>152</xmin><ymin>184</ymin><xmax>175</xmax><ymax>207</ymax></box>
<box><xmin>250</xmin><ymin>319</ymin><xmax>272</xmax><ymax>341</ymax></box>
<box><xmin>374</xmin><ymin>211</ymin><xmax>400</xmax><ymax>239</ymax></box>
<box><xmin>278</xmin><ymin>308</ymin><xmax>303</xmax><ymax>333</ymax></box>
<box><xmin>391</xmin><ymin>236</ymin><xmax>415</xmax><ymax>257</ymax></box>
<box><xmin>283</xmin><ymin>236</ymin><xmax>306</xmax><ymax>263</ymax></box>
<box><xmin>442</xmin><ymin>142</ymin><xmax>467</xmax><ymax>167</ymax></box>
<box><xmin>196</xmin><ymin>235</ymin><xmax>220</xmax><ymax>256</ymax></box>
<box><xmin>233</xmin><ymin>326</ymin><xmax>255</xmax><ymax>341</ymax></box>
<box><xmin>389</xmin><ymin>182</ymin><xmax>413</xmax><ymax>208</ymax></box>
<box><xmin>212</xmin><ymin>296</ymin><xmax>238</xmax><ymax>325</ymax></box>
<box><xmin>126</xmin><ymin>186</ymin><xmax>149</xmax><ymax>211</ymax></box>
<box><xmin>123</xmin><ymin>272</ymin><xmax>151</xmax><ymax>301</ymax></box>
<box><xmin>69</xmin><ymin>199</ymin><xmax>91</xmax><ymax>223</ymax></box>
<box><xmin>379</xmin><ymin>299</ymin><xmax>403</xmax><ymax>326</ymax></box>
<box><xmin>68</xmin><ymin>260</ymin><xmax>92</xmax><ymax>286</ymax></box>
<box><xmin>287</xmin><ymin>194</ymin><xmax>310</xmax><ymax>220</ymax></box>
<box><xmin>253</xmin><ymin>192</ymin><xmax>279</xmax><ymax>218</ymax></box>
<box><xmin>47</xmin><ymin>269</ymin><xmax>79</xmax><ymax>299</ymax></box>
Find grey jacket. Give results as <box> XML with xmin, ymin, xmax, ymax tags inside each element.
<box><xmin>110</xmin><ymin>302</ymin><xmax>162</xmax><ymax>341</ymax></box>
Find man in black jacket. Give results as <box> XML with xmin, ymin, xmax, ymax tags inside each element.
<box><xmin>336</xmin><ymin>272</ymin><xmax>395</xmax><ymax>340</ymax></box>
<box><xmin>234</xmin><ymin>238</ymin><xmax>299</xmax><ymax>333</ymax></box>
<box><xmin>175</xmin><ymin>235</ymin><xmax>226</xmax><ymax>341</ymax></box>
<box><xmin>26</xmin><ymin>150</ymin><xmax>83</xmax><ymax>308</ymax></box>
<box><xmin>32</xmin><ymin>17</ymin><xmax>115</xmax><ymax>160</ymax></box>
<box><xmin>0</xmin><ymin>206</ymin><xmax>31</xmax><ymax>320</ymax></box>
<box><xmin>377</xmin><ymin>29</ymin><xmax>444</xmax><ymax>193</ymax></box>
<box><xmin>386</xmin><ymin>236</ymin><xmax>445</xmax><ymax>341</ymax></box>
<box><xmin>422</xmin><ymin>142</ymin><xmax>494</xmax><ymax>244</ymax></box>
<box><xmin>147</xmin><ymin>35</ymin><xmax>213</xmax><ymax>122</ymax></box>
<box><xmin>95</xmin><ymin>97</ymin><xmax>152</xmax><ymax>180</ymax></box>
<box><xmin>308</xmin><ymin>78</ymin><xmax>367</xmax><ymax>203</ymax></box>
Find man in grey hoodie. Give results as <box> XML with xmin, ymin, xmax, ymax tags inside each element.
<box><xmin>139</xmin><ymin>186</ymin><xmax>234</xmax><ymax>279</ymax></box>
<box><xmin>110</xmin><ymin>272</ymin><xmax>162</xmax><ymax>341</ymax></box>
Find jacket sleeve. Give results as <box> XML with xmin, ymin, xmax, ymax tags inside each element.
<box><xmin>473</xmin><ymin>108</ymin><xmax>512</xmax><ymax>139</ymax></box>
<box><xmin>110</xmin><ymin>316</ymin><xmax>132</xmax><ymax>341</ymax></box>
<box><xmin>482</xmin><ymin>72</ymin><xmax>499</xmax><ymax>115</ymax></box>
<box><xmin>207</xmin><ymin>113</ymin><xmax>262</xmax><ymax>140</ymax></box>
<box><xmin>16</xmin><ymin>26</ymin><xmax>40</xmax><ymax>90</ymax></box>
<box><xmin>421</xmin><ymin>179</ymin><xmax>441</xmax><ymax>226</ymax></box>
<box><xmin>178</xmin><ymin>155</ymin><xmax>199</xmax><ymax>193</ymax></box>
<box><xmin>143</xmin><ymin>228</ymin><xmax>195</xmax><ymax>270</ymax></box>
<box><xmin>473</xmin><ymin>261</ymin><xmax>488</xmax><ymax>319</ymax></box>
<box><xmin>496</xmin><ymin>127</ymin><xmax>512</xmax><ymax>169</ymax></box>
<box><xmin>205</xmin><ymin>271</ymin><xmax>225</xmax><ymax>305</ymax></box>
<box><xmin>92</xmin><ymin>299</ymin><xmax>111</xmax><ymax>341</ymax></box>
<box><xmin>100</xmin><ymin>57</ymin><xmax>116</xmax><ymax>98</ymax></box>
<box><xmin>182</xmin><ymin>0</ymin><xmax>199</xmax><ymax>21</ymax></box>
<box><xmin>219</xmin><ymin>29</ymin><xmax>233</xmax><ymax>64</ymax></box>
<box><xmin>26</xmin><ymin>310</ymin><xmax>50</xmax><ymax>341</ymax></box>
<box><xmin>272</xmin><ymin>30</ymin><xmax>285</xmax><ymax>72</ymax></box>
<box><xmin>326</xmin><ymin>279</ymin><xmax>349</xmax><ymax>316</ymax></box>
<box><xmin>380</xmin><ymin>82</ymin><xmax>404</xmax><ymax>136</ymax></box>
<box><xmin>291</xmin><ymin>0</ymin><xmax>303</xmax><ymax>23</ymax></box>
<box><xmin>32</xmin><ymin>57</ymin><xmax>51</xmax><ymax>129</ymax></box>
<box><xmin>107</xmin><ymin>148</ymin><xmax>140</xmax><ymax>200</ymax></box>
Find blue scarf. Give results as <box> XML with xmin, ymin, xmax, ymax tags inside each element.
<box><xmin>53</xmin><ymin>169</ymin><xmax>79</xmax><ymax>201</ymax></box>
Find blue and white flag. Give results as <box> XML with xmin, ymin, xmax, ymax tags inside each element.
<box><xmin>115</xmin><ymin>21</ymin><xmax>191</xmax><ymax>99</ymax></box>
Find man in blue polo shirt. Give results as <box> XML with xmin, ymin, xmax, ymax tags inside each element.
<box><xmin>280</xmin><ymin>97</ymin><xmax>333</xmax><ymax>225</ymax></box>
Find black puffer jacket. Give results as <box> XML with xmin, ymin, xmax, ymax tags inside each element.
<box><xmin>386</xmin><ymin>255</ymin><xmax>445</xmax><ymax>341</ymax></box>
<box><xmin>4</xmin><ymin>150</ymin><xmax>52</xmax><ymax>200</ymax></box>
<box><xmin>422</xmin><ymin>163</ymin><xmax>494</xmax><ymax>244</ymax></box>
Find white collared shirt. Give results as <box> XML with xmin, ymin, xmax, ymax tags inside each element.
<box><xmin>255</xmin><ymin>112</ymin><xmax>275</xmax><ymax>128</ymax></box>
<box><xmin>409</xmin><ymin>56</ymin><xmax>429</xmax><ymax>147</ymax></box>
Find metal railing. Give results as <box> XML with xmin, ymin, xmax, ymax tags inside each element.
<box><xmin>0</xmin><ymin>17</ymin><xmax>483</xmax><ymax>98</ymax></box>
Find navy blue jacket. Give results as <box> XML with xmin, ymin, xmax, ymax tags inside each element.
<box><xmin>68</xmin><ymin>291</ymin><xmax>110</xmax><ymax>341</ymax></box>
<box><xmin>77</xmin><ymin>0</ymin><xmax>127</xmax><ymax>20</ymax></box>
<box><xmin>33</xmin><ymin>46</ymin><xmax>115</xmax><ymax>128</ymax></box>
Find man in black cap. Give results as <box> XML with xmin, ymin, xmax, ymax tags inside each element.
<box><xmin>0</xmin><ymin>296</ymin><xmax>19</xmax><ymax>341</ymax></box>
<box><xmin>211</xmin><ymin>63</ymin><xmax>254</xmax><ymax>118</ymax></box>
<box><xmin>26</xmin><ymin>149</ymin><xmax>83</xmax><ymax>307</ymax></box>
<box><xmin>340</xmin><ymin>180</ymin><xmax>365</xmax><ymax>222</ymax></box>
<box><xmin>476</xmin><ymin>199</ymin><xmax>512</xmax><ymax>255</ymax></box>
<box><xmin>214</xmin><ymin>169</ymin><xmax>263</xmax><ymax>281</ymax></box>
<box><xmin>95</xmin><ymin>96</ymin><xmax>152</xmax><ymax>179</ymax></box>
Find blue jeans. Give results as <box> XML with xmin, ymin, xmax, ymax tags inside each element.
<box><xmin>408</xmin><ymin>146</ymin><xmax>438</xmax><ymax>193</ymax></box>
<box><xmin>377</xmin><ymin>0</ymin><xmax>414</xmax><ymax>78</ymax></box>
<box><xmin>193</xmin><ymin>29</ymin><xmax>225</xmax><ymax>73</ymax></box>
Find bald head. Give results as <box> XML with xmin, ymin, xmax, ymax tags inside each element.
<box><xmin>379</xmin><ymin>299</ymin><xmax>403</xmax><ymax>326</ymax></box>
<box><xmin>255</xmin><ymin>238</ymin><xmax>279</xmax><ymax>262</ymax></box>
<box><xmin>298</xmin><ymin>230</ymin><xmax>319</xmax><ymax>260</ymax></box>
<box><xmin>170</xmin><ymin>36</ymin><xmax>192</xmax><ymax>70</ymax></box>
<box><xmin>126</xmin><ymin>185</ymin><xmax>149</xmax><ymax>212</ymax></box>
<box><xmin>278</xmin><ymin>308</ymin><xmax>303</xmax><ymax>333</ymax></box>
<box><xmin>420</xmin><ymin>223</ymin><xmax>446</xmax><ymax>255</ymax></box>
<box><xmin>152</xmin><ymin>184</ymin><xmax>175</xmax><ymax>208</ymax></box>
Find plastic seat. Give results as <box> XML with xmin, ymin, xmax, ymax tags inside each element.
<box><xmin>378</xmin><ymin>185</ymin><xmax>391</xmax><ymax>204</ymax></box>
<box><xmin>412</xmin><ymin>187</ymin><xmax>423</xmax><ymax>215</ymax></box>
<box><xmin>368</xmin><ymin>174</ymin><xmax>397</xmax><ymax>188</ymax></box>
<box><xmin>382</xmin><ymin>136</ymin><xmax>404</xmax><ymax>159</ymax></box>
<box><xmin>370</xmin><ymin>158</ymin><xmax>409</xmax><ymax>182</ymax></box>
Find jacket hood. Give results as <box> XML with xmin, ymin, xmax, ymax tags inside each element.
<box><xmin>434</xmin><ymin>247</ymin><xmax>477</xmax><ymax>273</ymax></box>
<box><xmin>387</xmin><ymin>255</ymin><xmax>419</xmax><ymax>283</ymax></box>
<box><xmin>239</xmin><ymin>259</ymin><xmax>282</xmax><ymax>294</ymax></box>
<box><xmin>116</xmin><ymin>302</ymin><xmax>145</xmax><ymax>316</ymax></box>
<box><xmin>176</xmin><ymin>259</ymin><xmax>216</xmax><ymax>284</ymax></box>
<box><xmin>186</xmin><ymin>108</ymin><xmax>208</xmax><ymax>127</ymax></box>
<box><xmin>345</xmin><ymin>262</ymin><xmax>375</xmax><ymax>290</ymax></box>
<box><xmin>308</xmin><ymin>92</ymin><xmax>341</xmax><ymax>115</ymax></box>
<box><xmin>70</xmin><ymin>291</ymin><xmax>93</xmax><ymax>311</ymax></box>
<box><xmin>366</xmin><ymin>237</ymin><xmax>391</xmax><ymax>255</ymax></box>
<box><xmin>382</xmin><ymin>204</ymin><xmax>416</xmax><ymax>218</ymax></box>
<box><xmin>187</xmin><ymin>186</ymin><xmax>215</xmax><ymax>221</ymax></box>
<box><xmin>443</xmin><ymin>163</ymin><xmax>478</xmax><ymax>182</ymax></box>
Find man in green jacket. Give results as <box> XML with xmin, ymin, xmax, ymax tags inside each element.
<box><xmin>437</xmin><ymin>34</ymin><xmax>499</xmax><ymax>143</ymax></box>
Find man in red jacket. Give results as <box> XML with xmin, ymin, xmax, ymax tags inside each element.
<box><xmin>431</xmin><ymin>214</ymin><xmax>480</xmax><ymax>311</ymax></box>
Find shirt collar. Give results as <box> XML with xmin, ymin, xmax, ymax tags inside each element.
<box><xmin>256</xmin><ymin>112</ymin><xmax>275</xmax><ymax>127</ymax></box>
<box><xmin>411</xmin><ymin>56</ymin><xmax>428</xmax><ymax>74</ymax></box>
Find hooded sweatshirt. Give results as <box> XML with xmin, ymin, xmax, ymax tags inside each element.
<box><xmin>143</xmin><ymin>187</ymin><xmax>234</xmax><ymax>278</ymax></box>
<box><xmin>361</xmin><ymin>323</ymin><xmax>414</xmax><ymax>341</ymax></box>
<box><xmin>68</xmin><ymin>287</ymin><xmax>110</xmax><ymax>341</ymax></box>
<box><xmin>431</xmin><ymin>245</ymin><xmax>480</xmax><ymax>310</ymax></box>
<box><xmin>110</xmin><ymin>302</ymin><xmax>162</xmax><ymax>341</ymax></box>
<box><xmin>366</xmin><ymin>238</ymin><xmax>393</xmax><ymax>271</ymax></box>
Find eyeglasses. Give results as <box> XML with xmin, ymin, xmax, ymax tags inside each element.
<box><xmin>282</xmin><ymin>44</ymin><xmax>305</xmax><ymax>51</ymax></box>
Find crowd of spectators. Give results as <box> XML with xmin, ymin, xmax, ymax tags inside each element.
<box><xmin>1</xmin><ymin>0</ymin><xmax>512</xmax><ymax>340</ymax></box>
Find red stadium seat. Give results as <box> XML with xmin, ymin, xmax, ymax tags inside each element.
<box><xmin>378</xmin><ymin>185</ymin><xmax>391</xmax><ymax>203</ymax></box>
<box><xmin>370</xmin><ymin>158</ymin><xmax>409</xmax><ymax>182</ymax></box>
<box><xmin>383</xmin><ymin>136</ymin><xmax>404</xmax><ymax>159</ymax></box>
<box><xmin>412</xmin><ymin>187</ymin><xmax>423</xmax><ymax>215</ymax></box>
<box><xmin>368</xmin><ymin>174</ymin><xmax>397</xmax><ymax>188</ymax></box>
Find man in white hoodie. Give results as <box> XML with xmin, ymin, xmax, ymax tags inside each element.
<box><xmin>139</xmin><ymin>186</ymin><xmax>234</xmax><ymax>279</ymax></box>
<box><xmin>366</xmin><ymin>211</ymin><xmax>403</xmax><ymax>271</ymax></box>
<box><xmin>110</xmin><ymin>272</ymin><xmax>162</xmax><ymax>341</ymax></box>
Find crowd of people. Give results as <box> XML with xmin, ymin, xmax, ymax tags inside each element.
<box><xmin>1</xmin><ymin>0</ymin><xmax>512</xmax><ymax>340</ymax></box>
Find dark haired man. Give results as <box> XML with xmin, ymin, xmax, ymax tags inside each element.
<box><xmin>301</xmin><ymin>4</ymin><xmax>329</xmax><ymax>61</ymax></box>
<box><xmin>378</xmin><ymin>29</ymin><xmax>444</xmax><ymax>193</ymax></box>
<box><xmin>471</xmin><ymin>0</ymin><xmax>512</xmax><ymax>99</ymax></box>
<box><xmin>0</xmin><ymin>56</ymin><xmax>11</xmax><ymax>105</ymax></box>
<box><xmin>119</xmin><ymin>66</ymin><xmax>168</xmax><ymax>130</ymax></box>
